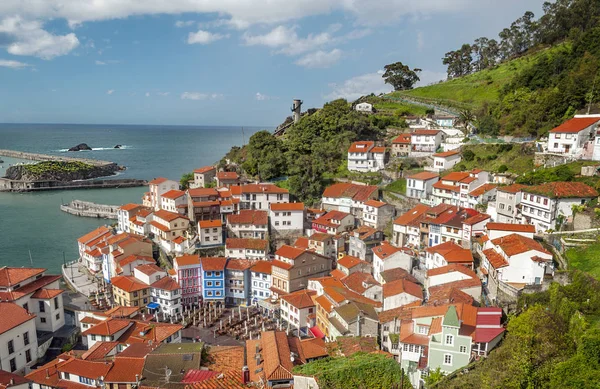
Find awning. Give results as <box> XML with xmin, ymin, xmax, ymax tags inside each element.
<box><xmin>309</xmin><ymin>326</ymin><xmax>325</xmax><ymax>339</ymax></box>
<box><xmin>147</xmin><ymin>302</ymin><xmax>160</xmax><ymax>310</ymax></box>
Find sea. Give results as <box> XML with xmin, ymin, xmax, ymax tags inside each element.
<box><xmin>0</xmin><ymin>123</ymin><xmax>264</xmax><ymax>273</ymax></box>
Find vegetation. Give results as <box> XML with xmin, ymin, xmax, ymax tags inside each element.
<box><xmin>382</xmin><ymin>62</ymin><xmax>421</xmax><ymax>91</ymax></box>
<box><xmin>442</xmin><ymin>271</ymin><xmax>600</xmax><ymax>388</ymax></box>
<box><xmin>180</xmin><ymin>172</ymin><xmax>193</xmax><ymax>190</ymax></box>
<box><xmin>453</xmin><ymin>143</ymin><xmax>534</xmax><ymax>175</ymax></box>
<box><xmin>364</xmin><ymin>96</ymin><xmax>430</xmax><ymax>117</ymax></box>
<box><xmin>23</xmin><ymin>161</ymin><xmax>95</xmax><ymax>175</ymax></box>
<box><xmin>515</xmin><ymin>160</ymin><xmax>599</xmax><ymax>187</ymax></box>
<box><xmin>384</xmin><ymin>178</ymin><xmax>407</xmax><ymax>194</ymax></box>
<box><xmin>566</xmin><ymin>241</ymin><xmax>600</xmax><ymax>279</ymax></box>
<box><xmin>293</xmin><ymin>352</ymin><xmax>412</xmax><ymax>389</ymax></box>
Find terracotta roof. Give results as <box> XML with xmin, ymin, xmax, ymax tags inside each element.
<box><xmin>364</xmin><ymin>199</ymin><xmax>387</xmax><ymax>208</ymax></box>
<box><xmin>340</xmin><ymin>272</ymin><xmax>379</xmax><ymax>294</ymax></box>
<box><xmin>294</xmin><ymin>236</ymin><xmax>309</xmax><ymax>249</ymax></box>
<box><xmin>549</xmin><ymin>116</ymin><xmax>600</xmax><ymax>133</ymax></box>
<box><xmin>217</xmin><ymin>171</ymin><xmax>239</xmax><ymax>180</ymax></box>
<box><xmin>348</xmin><ymin>141</ymin><xmax>374</xmax><ymax>153</ymax></box>
<box><xmin>337</xmin><ymin>255</ymin><xmax>366</xmax><ymax>269</ymax></box>
<box><xmin>161</xmin><ymin>189</ymin><xmax>186</xmax><ymax>200</ymax></box>
<box><xmin>194</xmin><ymin>166</ymin><xmax>215</xmax><ymax>174</ymax></box>
<box><xmin>281</xmin><ymin>289</ymin><xmax>317</xmax><ymax>309</ymax></box>
<box><xmin>249</xmin><ymin>260</ymin><xmax>272</xmax><ymax>275</ymax></box>
<box><xmin>309</xmin><ymin>232</ymin><xmax>332</xmax><ymax>242</ymax></box>
<box><xmin>426</xmin><ymin>287</ymin><xmax>474</xmax><ymax>306</ymax></box>
<box><xmin>482</xmin><ymin>249</ymin><xmax>509</xmax><ymax>269</ymax></box>
<box><xmin>383</xmin><ymin>279</ymin><xmax>423</xmax><ymax>299</ymax></box>
<box><xmin>105</xmin><ymin>357</ymin><xmax>146</xmax><ymax>383</ymax></box>
<box><xmin>135</xmin><ymin>263</ymin><xmax>164</xmax><ymax>276</ymax></box>
<box><xmin>491</xmin><ymin>234</ymin><xmax>551</xmax><ymax>256</ymax></box>
<box><xmin>372</xmin><ymin>242</ymin><xmax>402</xmax><ymax>259</ymax></box>
<box><xmin>379</xmin><ymin>268</ymin><xmax>418</xmax><ymax>284</ymax></box>
<box><xmin>330</xmin><ymin>269</ymin><xmax>346</xmax><ymax>279</ymax></box>
<box><xmin>440</xmin><ymin>171</ymin><xmax>473</xmax><ymax>183</ymax></box>
<box><xmin>154</xmin><ymin>209</ymin><xmax>188</xmax><ymax>222</ymax></box>
<box><xmin>412</xmin><ymin>129</ymin><xmax>440</xmax><ymax>135</ymax></box>
<box><xmin>77</xmin><ymin>226</ymin><xmax>112</xmax><ymax>244</ymax></box>
<box><xmin>148</xmin><ymin>177</ymin><xmax>169</xmax><ymax>185</ymax></box>
<box><xmin>119</xmin><ymin>255</ymin><xmax>154</xmax><ymax>267</ymax></box>
<box><xmin>469</xmin><ymin>183</ymin><xmax>497</xmax><ymax>197</ymax></box>
<box><xmin>226</xmin><ymin>238</ymin><xmax>268</xmax><ymax>251</ymax></box>
<box><xmin>60</xmin><ymin>358</ymin><xmax>113</xmax><ymax>379</ymax></box>
<box><xmin>309</xmin><ymin>276</ymin><xmax>345</xmax><ymax>288</ymax></box>
<box><xmin>275</xmin><ymin>245</ymin><xmax>305</xmax><ymax>260</ymax></box>
<box><xmin>486</xmin><ymin>223</ymin><xmax>535</xmax><ymax>233</ymax></box>
<box><xmin>429</xmin><ymin>278</ymin><xmax>481</xmax><ymax>295</ymax></box>
<box><xmin>497</xmin><ymin>183</ymin><xmax>526</xmax><ymax>194</ymax></box>
<box><xmin>82</xmin><ymin>318</ymin><xmax>131</xmax><ymax>336</ymax></box>
<box><xmin>433</xmin><ymin>149</ymin><xmax>460</xmax><ymax>158</ymax></box>
<box><xmin>151</xmin><ymin>276</ymin><xmax>180</xmax><ymax>291</ymax></box>
<box><xmin>110</xmin><ymin>276</ymin><xmax>149</xmax><ymax>293</ymax></box>
<box><xmin>408</xmin><ymin>171</ymin><xmax>439</xmax><ymax>180</ymax></box>
<box><xmin>352</xmin><ymin>225</ymin><xmax>380</xmax><ymax>241</ymax></box>
<box><xmin>227</xmin><ymin>210</ymin><xmax>268</xmax><ymax>225</ymax></box>
<box><xmin>394</xmin><ymin>203</ymin><xmax>430</xmax><ymax>226</ymax></box>
<box><xmin>463</xmin><ymin>213</ymin><xmax>491</xmax><ymax>226</ymax></box>
<box><xmin>175</xmin><ymin>255</ymin><xmax>200</xmax><ymax>267</ymax></box>
<box><xmin>261</xmin><ymin>331</ymin><xmax>294</xmax><ymax>381</ymax></box>
<box><xmin>426</xmin><ymin>241</ymin><xmax>473</xmax><ymax>264</ymax></box>
<box><xmin>226</xmin><ymin>259</ymin><xmax>253</xmax><ymax>271</ymax></box>
<box><xmin>313</xmin><ymin>210</ymin><xmax>352</xmax><ymax>226</ymax></box>
<box><xmin>0</xmin><ymin>370</ymin><xmax>31</xmax><ymax>389</ymax></box>
<box><xmin>200</xmin><ymin>257</ymin><xmax>227</xmax><ymax>271</ymax></box>
<box><xmin>102</xmin><ymin>306</ymin><xmax>141</xmax><ymax>318</ymax></box>
<box><xmin>0</xmin><ymin>302</ymin><xmax>35</xmax><ymax>334</ymax></box>
<box><xmin>392</xmin><ymin>133</ymin><xmax>411</xmax><ymax>144</ymax></box>
<box><xmin>271</xmin><ymin>260</ymin><xmax>293</xmax><ymax>271</ymax></box>
<box><xmin>31</xmin><ymin>288</ymin><xmax>64</xmax><ymax>299</ymax></box>
<box><xmin>313</xmin><ymin>294</ymin><xmax>335</xmax><ymax>314</ymax></box>
<box><xmin>187</xmin><ymin>187</ymin><xmax>219</xmax><ymax>198</ymax></box>
<box><xmin>120</xmin><ymin>203</ymin><xmax>143</xmax><ymax>212</ymax></box>
<box><xmin>270</xmin><ymin>202</ymin><xmax>305</xmax><ymax>211</ymax></box>
<box><xmin>433</xmin><ymin>181</ymin><xmax>460</xmax><ymax>192</ymax></box>
<box><xmin>372</xmin><ymin>146</ymin><xmax>386</xmax><ymax>153</ymax></box>
<box><xmin>186</xmin><ymin>370</ymin><xmax>247</xmax><ymax>389</ymax></box>
<box><xmin>81</xmin><ymin>341</ymin><xmax>119</xmax><ymax>361</ymax></box>
<box><xmin>427</xmin><ymin>263</ymin><xmax>478</xmax><ymax>278</ymax></box>
<box><xmin>0</xmin><ymin>267</ymin><xmax>46</xmax><ymax>287</ymax></box>
<box><xmin>522</xmin><ymin>182</ymin><xmax>598</xmax><ymax>199</ymax></box>
<box><xmin>80</xmin><ymin>316</ymin><xmax>102</xmax><ymax>324</ymax></box>
<box><xmin>322</xmin><ymin>183</ymin><xmax>378</xmax><ymax>202</ymax></box>
<box><xmin>118</xmin><ymin>321</ymin><xmax>182</xmax><ymax>344</ymax></box>
<box><xmin>198</xmin><ymin>219</ymin><xmax>222</xmax><ymax>228</ymax></box>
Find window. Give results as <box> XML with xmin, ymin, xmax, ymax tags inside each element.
<box><xmin>7</xmin><ymin>340</ymin><xmax>14</xmax><ymax>354</ymax></box>
<box><xmin>39</xmin><ymin>301</ymin><xmax>45</xmax><ymax>312</ymax></box>
<box><xmin>543</xmin><ymin>198</ymin><xmax>548</xmax><ymax>205</ymax></box>
<box><xmin>91</xmin><ymin>335</ymin><xmax>97</xmax><ymax>341</ymax></box>
<box><xmin>443</xmin><ymin>354</ymin><xmax>452</xmax><ymax>365</ymax></box>
<box><xmin>460</xmin><ymin>345</ymin><xmax>467</xmax><ymax>353</ymax></box>
<box><xmin>207</xmin><ymin>281</ymin><xmax>213</xmax><ymax>286</ymax></box>
<box><xmin>64</xmin><ymin>372</ymin><xmax>70</xmax><ymax>380</ymax></box>
<box><xmin>23</xmin><ymin>303</ymin><xmax>28</xmax><ymax>312</ymax></box>
<box><xmin>23</xmin><ymin>332</ymin><xmax>29</xmax><ymax>346</ymax></box>
<box><xmin>54</xmin><ymin>297</ymin><xmax>59</xmax><ymax>309</ymax></box>
<box><xmin>56</xmin><ymin>313</ymin><xmax>60</xmax><ymax>320</ymax></box>
<box><xmin>41</xmin><ymin>317</ymin><xmax>46</xmax><ymax>323</ymax></box>
<box><xmin>9</xmin><ymin>358</ymin><xmax>16</xmax><ymax>372</ymax></box>
<box><xmin>25</xmin><ymin>349</ymin><xmax>31</xmax><ymax>363</ymax></box>
<box><xmin>215</xmin><ymin>271</ymin><xmax>221</xmax><ymax>277</ymax></box>
<box><xmin>445</xmin><ymin>334</ymin><xmax>454</xmax><ymax>346</ymax></box>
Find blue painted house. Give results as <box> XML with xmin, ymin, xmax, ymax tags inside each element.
<box><xmin>200</xmin><ymin>257</ymin><xmax>227</xmax><ymax>303</ymax></box>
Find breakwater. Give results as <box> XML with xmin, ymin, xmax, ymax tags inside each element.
<box><xmin>0</xmin><ymin>177</ymin><xmax>147</xmax><ymax>192</ymax></box>
<box><xmin>61</xmin><ymin>200</ymin><xmax>119</xmax><ymax>219</ymax></box>
<box><xmin>0</xmin><ymin>149</ymin><xmax>116</xmax><ymax>167</ymax></box>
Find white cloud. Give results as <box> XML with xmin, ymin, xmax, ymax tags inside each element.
<box><xmin>181</xmin><ymin>92</ymin><xmax>223</xmax><ymax>100</ymax></box>
<box><xmin>325</xmin><ymin>70</ymin><xmax>392</xmax><ymax>101</ymax></box>
<box><xmin>255</xmin><ymin>92</ymin><xmax>272</xmax><ymax>101</ymax></box>
<box><xmin>157</xmin><ymin>92</ymin><xmax>170</xmax><ymax>96</ymax></box>
<box><xmin>95</xmin><ymin>59</ymin><xmax>120</xmax><ymax>65</ymax></box>
<box><xmin>416</xmin><ymin>30</ymin><xmax>424</xmax><ymax>51</ymax></box>
<box><xmin>416</xmin><ymin>69</ymin><xmax>446</xmax><ymax>86</ymax></box>
<box><xmin>175</xmin><ymin>20</ymin><xmax>195</xmax><ymax>28</ymax></box>
<box><xmin>145</xmin><ymin>92</ymin><xmax>150</xmax><ymax>97</ymax></box>
<box><xmin>187</xmin><ymin>29</ymin><xmax>229</xmax><ymax>45</ymax></box>
<box><xmin>106</xmin><ymin>89</ymin><xmax>115</xmax><ymax>95</ymax></box>
<box><xmin>296</xmin><ymin>48</ymin><xmax>342</xmax><ymax>68</ymax></box>
<box><xmin>0</xmin><ymin>59</ymin><xmax>31</xmax><ymax>68</ymax></box>
<box><xmin>0</xmin><ymin>16</ymin><xmax>79</xmax><ymax>59</ymax></box>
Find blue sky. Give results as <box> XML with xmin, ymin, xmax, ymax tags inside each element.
<box><xmin>0</xmin><ymin>0</ymin><xmax>543</xmax><ymax>126</ymax></box>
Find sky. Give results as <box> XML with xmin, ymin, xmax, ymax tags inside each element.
<box><xmin>0</xmin><ymin>0</ymin><xmax>544</xmax><ymax>126</ymax></box>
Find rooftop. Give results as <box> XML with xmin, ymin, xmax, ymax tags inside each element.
<box><xmin>0</xmin><ymin>302</ymin><xmax>35</xmax><ymax>335</ymax></box>
<box><xmin>227</xmin><ymin>210</ymin><xmax>268</xmax><ymax>225</ymax></box>
<box><xmin>549</xmin><ymin>116</ymin><xmax>600</xmax><ymax>133</ymax></box>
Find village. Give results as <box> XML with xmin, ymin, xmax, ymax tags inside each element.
<box><xmin>1</xmin><ymin>109</ymin><xmax>599</xmax><ymax>389</ymax></box>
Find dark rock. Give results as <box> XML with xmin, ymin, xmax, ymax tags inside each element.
<box><xmin>4</xmin><ymin>161</ymin><xmax>118</xmax><ymax>182</ymax></box>
<box><xmin>68</xmin><ymin>143</ymin><xmax>92</xmax><ymax>152</ymax></box>
<box><xmin>114</xmin><ymin>145</ymin><xmax>122</xmax><ymax>149</ymax></box>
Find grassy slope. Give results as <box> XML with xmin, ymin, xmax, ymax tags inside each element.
<box><xmin>393</xmin><ymin>44</ymin><xmax>566</xmax><ymax>110</ymax></box>
<box><xmin>566</xmin><ymin>242</ymin><xmax>600</xmax><ymax>279</ymax></box>
<box><xmin>455</xmin><ymin>143</ymin><xmax>535</xmax><ymax>175</ymax></box>
<box><xmin>364</xmin><ymin>96</ymin><xmax>430</xmax><ymax>116</ymax></box>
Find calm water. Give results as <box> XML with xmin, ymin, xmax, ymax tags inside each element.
<box><xmin>0</xmin><ymin>123</ymin><xmax>263</xmax><ymax>272</ymax></box>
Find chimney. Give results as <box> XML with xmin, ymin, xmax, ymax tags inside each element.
<box><xmin>241</xmin><ymin>366</ymin><xmax>250</xmax><ymax>384</ymax></box>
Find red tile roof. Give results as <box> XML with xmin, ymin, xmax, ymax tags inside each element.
<box><xmin>233</xmin><ymin>183</ymin><xmax>288</xmax><ymax>194</ymax></box>
<box><xmin>522</xmin><ymin>182</ymin><xmax>598</xmax><ymax>199</ymax></box>
<box><xmin>135</xmin><ymin>263</ymin><xmax>164</xmax><ymax>276</ymax></box>
<box><xmin>482</xmin><ymin>249</ymin><xmax>509</xmax><ymax>269</ymax></box>
<box><xmin>250</xmin><ymin>260</ymin><xmax>272</xmax><ymax>275</ymax></box>
<box><xmin>379</xmin><ymin>268</ymin><xmax>418</xmax><ymax>284</ymax></box>
<box><xmin>161</xmin><ymin>189</ymin><xmax>186</xmax><ymax>200</ymax></box>
<box><xmin>149</xmin><ymin>177</ymin><xmax>169</xmax><ymax>185</ymax></box>
<box><xmin>226</xmin><ymin>238</ymin><xmax>268</xmax><ymax>251</ymax></box>
<box><xmin>198</xmin><ymin>219</ymin><xmax>222</xmax><ymax>228</ymax></box>
<box><xmin>217</xmin><ymin>171</ymin><xmax>239</xmax><ymax>180</ymax></box>
<box><xmin>0</xmin><ymin>302</ymin><xmax>35</xmax><ymax>334</ymax></box>
<box><xmin>371</xmin><ymin>146</ymin><xmax>386</xmax><ymax>153</ymax></box>
<box><xmin>372</xmin><ymin>242</ymin><xmax>402</xmax><ymax>259</ymax></box>
<box><xmin>60</xmin><ymin>358</ymin><xmax>113</xmax><ymax>379</ymax></box>
<box><xmin>412</xmin><ymin>129</ymin><xmax>440</xmax><ymax>135</ymax></box>
<box><xmin>337</xmin><ymin>255</ymin><xmax>367</xmax><ymax>269</ymax></box>
<box><xmin>275</xmin><ymin>245</ymin><xmax>305</xmax><ymax>260</ymax></box>
<box><xmin>0</xmin><ymin>267</ymin><xmax>46</xmax><ymax>287</ymax></box>
<box><xmin>151</xmin><ymin>276</ymin><xmax>180</xmax><ymax>291</ymax></box>
<box><xmin>226</xmin><ymin>259</ymin><xmax>253</xmax><ymax>271</ymax></box>
<box><xmin>188</xmin><ymin>187</ymin><xmax>219</xmax><ymax>198</ymax></box>
<box><xmin>341</xmin><ymin>272</ymin><xmax>380</xmax><ymax>294</ymax></box>
<box><xmin>186</xmin><ymin>370</ymin><xmax>247</xmax><ymax>389</ymax></box>
<box><xmin>175</xmin><ymin>255</ymin><xmax>200</xmax><ymax>267</ymax></box>
<box><xmin>110</xmin><ymin>276</ymin><xmax>149</xmax><ymax>293</ymax></box>
<box><xmin>31</xmin><ymin>288</ymin><xmax>64</xmax><ymax>299</ymax></box>
<box><xmin>440</xmin><ymin>171</ymin><xmax>472</xmax><ymax>183</ymax></box>
<box><xmin>486</xmin><ymin>223</ymin><xmax>535</xmax><ymax>233</ymax></box>
<box><xmin>154</xmin><ymin>209</ymin><xmax>188</xmax><ymax>222</ymax></box>
<box><xmin>271</xmin><ymin>260</ymin><xmax>293</xmax><ymax>271</ymax></box>
<box><xmin>104</xmin><ymin>357</ymin><xmax>146</xmax><ymax>383</ymax></box>
<box><xmin>348</xmin><ymin>141</ymin><xmax>374</xmax><ymax>153</ymax></box>
<box><xmin>497</xmin><ymin>183</ymin><xmax>526</xmax><ymax>193</ymax></box>
<box><xmin>364</xmin><ymin>199</ymin><xmax>387</xmax><ymax>208</ymax></box>
<box><xmin>426</xmin><ymin>287</ymin><xmax>474</xmax><ymax>306</ymax></box>
<box><xmin>77</xmin><ymin>226</ymin><xmax>112</xmax><ymax>244</ymax></box>
<box><xmin>463</xmin><ymin>213</ymin><xmax>491</xmax><ymax>225</ymax></box>
<box><xmin>491</xmin><ymin>234</ymin><xmax>551</xmax><ymax>256</ymax></box>
<box><xmin>82</xmin><ymin>318</ymin><xmax>132</xmax><ymax>336</ymax></box>
<box><xmin>200</xmin><ymin>257</ymin><xmax>227</xmax><ymax>271</ymax></box>
<box><xmin>309</xmin><ymin>232</ymin><xmax>333</xmax><ymax>242</ymax></box>
<box><xmin>281</xmin><ymin>289</ymin><xmax>317</xmax><ymax>309</ymax></box>
<box><xmin>433</xmin><ymin>149</ymin><xmax>460</xmax><ymax>158</ymax></box>
<box><xmin>383</xmin><ymin>279</ymin><xmax>423</xmax><ymax>299</ymax></box>
<box><xmin>427</xmin><ymin>263</ymin><xmax>478</xmax><ymax>278</ymax></box>
<box><xmin>549</xmin><ymin>116</ymin><xmax>600</xmax><ymax>133</ymax></box>
<box><xmin>294</xmin><ymin>236</ymin><xmax>309</xmax><ymax>249</ymax></box>
<box><xmin>0</xmin><ymin>370</ymin><xmax>31</xmax><ymax>389</ymax></box>
<box><xmin>227</xmin><ymin>210</ymin><xmax>268</xmax><ymax>225</ymax></box>
<box><xmin>194</xmin><ymin>166</ymin><xmax>215</xmax><ymax>174</ymax></box>
<box><xmin>428</xmin><ymin>278</ymin><xmax>481</xmax><ymax>295</ymax></box>
<box><xmin>120</xmin><ymin>203</ymin><xmax>143</xmax><ymax>212</ymax></box>
<box><xmin>408</xmin><ymin>171</ymin><xmax>439</xmax><ymax>181</ymax></box>
<box><xmin>269</xmin><ymin>202</ymin><xmax>305</xmax><ymax>211</ymax></box>
<box><xmin>425</xmin><ymin>241</ymin><xmax>473</xmax><ymax>264</ymax></box>
<box><xmin>322</xmin><ymin>183</ymin><xmax>378</xmax><ymax>202</ymax></box>
<box><xmin>81</xmin><ymin>341</ymin><xmax>119</xmax><ymax>360</ymax></box>
<box><xmin>392</xmin><ymin>133</ymin><xmax>411</xmax><ymax>144</ymax></box>
<box><xmin>394</xmin><ymin>203</ymin><xmax>430</xmax><ymax>226</ymax></box>
<box><xmin>469</xmin><ymin>183</ymin><xmax>497</xmax><ymax>197</ymax></box>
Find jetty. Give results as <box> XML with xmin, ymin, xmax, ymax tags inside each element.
<box><xmin>0</xmin><ymin>149</ymin><xmax>116</xmax><ymax>167</ymax></box>
<box><xmin>61</xmin><ymin>200</ymin><xmax>119</xmax><ymax>219</ymax></box>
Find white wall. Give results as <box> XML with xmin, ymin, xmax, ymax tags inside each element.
<box><xmin>383</xmin><ymin>292</ymin><xmax>420</xmax><ymax>310</ymax></box>
<box><xmin>0</xmin><ymin>318</ymin><xmax>37</xmax><ymax>373</ymax></box>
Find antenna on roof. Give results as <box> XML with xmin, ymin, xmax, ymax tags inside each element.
<box><xmin>29</xmin><ymin>249</ymin><xmax>33</xmax><ymax>267</ymax></box>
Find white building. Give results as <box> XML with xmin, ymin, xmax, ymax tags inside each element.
<box><xmin>147</xmin><ymin>177</ymin><xmax>179</xmax><ymax>211</ymax></box>
<box><xmin>0</xmin><ymin>303</ymin><xmax>37</xmax><ymax>373</ymax></box>
<box><xmin>521</xmin><ymin>182</ymin><xmax>598</xmax><ymax>232</ymax></box>
<box><xmin>160</xmin><ymin>189</ymin><xmax>187</xmax><ymax>214</ymax></box>
<box><xmin>128</xmin><ymin>208</ymin><xmax>154</xmax><ymax>236</ymax></box>
<box><xmin>191</xmin><ymin>166</ymin><xmax>216</xmax><ymax>189</ymax></box>
<box><xmin>410</xmin><ymin>129</ymin><xmax>443</xmax><ymax>153</ymax></box>
<box><xmin>431</xmin><ymin>149</ymin><xmax>461</xmax><ymax>172</ymax></box>
<box><xmin>250</xmin><ymin>261</ymin><xmax>272</xmax><ymax>304</ymax></box>
<box><xmin>227</xmin><ymin>210</ymin><xmax>268</xmax><ymax>239</ymax></box>
<box><xmin>355</xmin><ymin>102</ymin><xmax>373</xmax><ymax>112</ymax></box>
<box><xmin>231</xmin><ymin>183</ymin><xmax>289</xmax><ymax>211</ymax></box>
<box><xmin>280</xmin><ymin>289</ymin><xmax>316</xmax><ymax>333</ymax></box>
<box><xmin>425</xmin><ymin>241</ymin><xmax>474</xmax><ymax>270</ymax></box>
<box><xmin>432</xmin><ymin>170</ymin><xmax>489</xmax><ymax>207</ymax></box>
<box><xmin>425</xmin><ymin>264</ymin><xmax>482</xmax><ymax>301</ymax></box>
<box><xmin>433</xmin><ymin>115</ymin><xmax>456</xmax><ymax>127</ymax></box>
<box><xmin>321</xmin><ymin>182</ymin><xmax>379</xmax><ymax>217</ymax></box>
<box><xmin>117</xmin><ymin>203</ymin><xmax>145</xmax><ymax>233</ymax></box>
<box><xmin>77</xmin><ymin>226</ymin><xmax>113</xmax><ymax>272</ymax></box>
<box><xmin>372</xmin><ymin>243</ymin><xmax>412</xmax><ymax>283</ymax></box>
<box><xmin>362</xmin><ymin>200</ymin><xmax>395</xmax><ymax>230</ymax></box>
<box><xmin>225</xmin><ymin>238</ymin><xmax>268</xmax><ymax>260</ymax></box>
<box><xmin>312</xmin><ymin>210</ymin><xmax>355</xmax><ymax>235</ymax></box>
<box><xmin>269</xmin><ymin>202</ymin><xmax>305</xmax><ymax>234</ymax></box>
<box><xmin>382</xmin><ymin>279</ymin><xmax>423</xmax><ymax>311</ymax></box>
<box><xmin>198</xmin><ymin>219</ymin><xmax>223</xmax><ymax>247</ymax></box>
<box><xmin>392</xmin><ymin>204</ymin><xmax>429</xmax><ymax>248</ymax></box>
<box><xmin>547</xmin><ymin>115</ymin><xmax>600</xmax><ymax>158</ymax></box>
<box><xmin>150</xmin><ymin>276</ymin><xmax>182</xmax><ymax>316</ymax></box>
<box><xmin>347</xmin><ymin>141</ymin><xmax>386</xmax><ymax>172</ymax></box>
<box><xmin>486</xmin><ymin>222</ymin><xmax>535</xmax><ymax>240</ymax></box>
<box><xmin>406</xmin><ymin>172</ymin><xmax>439</xmax><ymax>199</ymax></box>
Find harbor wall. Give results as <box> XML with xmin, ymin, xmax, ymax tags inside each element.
<box><xmin>60</xmin><ymin>200</ymin><xmax>119</xmax><ymax>219</ymax></box>
<box><xmin>0</xmin><ymin>149</ymin><xmax>116</xmax><ymax>167</ymax></box>
<box><xmin>0</xmin><ymin>177</ymin><xmax>147</xmax><ymax>192</ymax></box>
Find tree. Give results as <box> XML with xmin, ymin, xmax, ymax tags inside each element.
<box><xmin>424</xmin><ymin>367</ymin><xmax>445</xmax><ymax>388</ymax></box>
<box><xmin>382</xmin><ymin>62</ymin><xmax>421</xmax><ymax>91</ymax></box>
<box><xmin>180</xmin><ymin>172</ymin><xmax>194</xmax><ymax>190</ymax></box>
<box><xmin>457</xmin><ymin>109</ymin><xmax>475</xmax><ymax>133</ymax></box>
<box><xmin>463</xmin><ymin>149</ymin><xmax>475</xmax><ymax>162</ymax></box>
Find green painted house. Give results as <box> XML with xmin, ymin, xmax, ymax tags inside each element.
<box><xmin>428</xmin><ymin>305</ymin><xmax>472</xmax><ymax>374</ymax></box>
